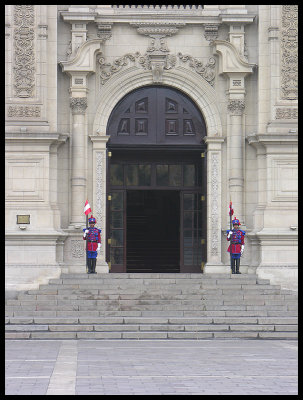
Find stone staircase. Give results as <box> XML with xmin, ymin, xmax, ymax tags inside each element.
<box><xmin>5</xmin><ymin>273</ymin><xmax>298</xmax><ymax>340</ymax></box>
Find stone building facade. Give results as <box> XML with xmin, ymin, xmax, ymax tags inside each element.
<box><xmin>5</xmin><ymin>5</ymin><xmax>298</xmax><ymax>292</ymax></box>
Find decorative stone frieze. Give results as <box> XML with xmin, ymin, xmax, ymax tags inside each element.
<box><xmin>281</xmin><ymin>5</ymin><xmax>298</xmax><ymax>100</ymax></box>
<box><xmin>69</xmin><ymin>97</ymin><xmax>87</xmax><ymax>114</ymax></box>
<box><xmin>227</xmin><ymin>99</ymin><xmax>245</xmax><ymax>115</ymax></box>
<box><xmin>275</xmin><ymin>108</ymin><xmax>298</xmax><ymax>120</ymax></box>
<box><xmin>13</xmin><ymin>5</ymin><xmax>35</xmax><ymax>98</ymax></box>
<box><xmin>7</xmin><ymin>105</ymin><xmax>41</xmax><ymax>118</ymax></box>
<box><xmin>98</xmin><ymin>51</ymin><xmax>215</xmax><ymax>86</ymax></box>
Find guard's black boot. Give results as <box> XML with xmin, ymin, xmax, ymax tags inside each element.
<box><xmin>92</xmin><ymin>258</ymin><xmax>97</xmax><ymax>274</ymax></box>
<box><xmin>231</xmin><ymin>258</ymin><xmax>235</xmax><ymax>274</ymax></box>
<box><xmin>87</xmin><ymin>259</ymin><xmax>92</xmax><ymax>274</ymax></box>
<box><xmin>236</xmin><ymin>259</ymin><xmax>241</xmax><ymax>274</ymax></box>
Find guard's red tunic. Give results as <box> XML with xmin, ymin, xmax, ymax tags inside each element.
<box><xmin>227</xmin><ymin>229</ymin><xmax>245</xmax><ymax>255</ymax></box>
<box><xmin>83</xmin><ymin>227</ymin><xmax>101</xmax><ymax>251</ymax></box>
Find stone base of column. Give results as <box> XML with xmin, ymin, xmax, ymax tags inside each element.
<box><xmin>204</xmin><ymin>263</ymin><xmax>253</xmax><ymax>274</ymax></box>
<box><xmin>204</xmin><ymin>263</ymin><xmax>229</xmax><ymax>274</ymax></box>
<box><xmin>67</xmin><ymin>262</ymin><xmax>109</xmax><ymax>274</ymax></box>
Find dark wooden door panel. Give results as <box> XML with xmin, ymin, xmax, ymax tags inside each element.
<box><xmin>107</xmin><ymin>86</ymin><xmax>206</xmax><ymax>146</ymax></box>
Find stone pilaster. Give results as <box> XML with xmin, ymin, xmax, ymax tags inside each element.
<box><xmin>203</xmin><ymin>136</ymin><xmax>227</xmax><ymax>273</ymax></box>
<box><xmin>90</xmin><ymin>134</ymin><xmax>110</xmax><ymax>273</ymax></box>
<box><xmin>227</xmin><ymin>98</ymin><xmax>245</xmax><ymax>224</ymax></box>
<box><xmin>69</xmin><ymin>96</ymin><xmax>87</xmax><ymax>228</ymax></box>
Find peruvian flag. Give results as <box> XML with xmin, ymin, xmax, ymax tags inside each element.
<box><xmin>229</xmin><ymin>201</ymin><xmax>234</xmax><ymax>216</ymax></box>
<box><xmin>84</xmin><ymin>200</ymin><xmax>92</xmax><ymax>215</ymax></box>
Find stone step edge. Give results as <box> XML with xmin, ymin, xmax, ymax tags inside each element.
<box><xmin>5</xmin><ymin>331</ymin><xmax>298</xmax><ymax>340</ymax></box>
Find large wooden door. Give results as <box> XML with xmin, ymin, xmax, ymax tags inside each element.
<box><xmin>106</xmin><ymin>85</ymin><xmax>207</xmax><ymax>273</ymax></box>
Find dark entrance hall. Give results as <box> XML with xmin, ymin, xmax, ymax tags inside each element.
<box><xmin>126</xmin><ymin>190</ymin><xmax>180</xmax><ymax>273</ymax></box>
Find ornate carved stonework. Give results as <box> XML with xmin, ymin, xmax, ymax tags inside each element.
<box><xmin>204</xmin><ymin>24</ymin><xmax>219</xmax><ymax>41</ymax></box>
<box><xmin>96</xmin><ymin>151</ymin><xmax>105</xmax><ymax>259</ymax></box>
<box><xmin>178</xmin><ymin>53</ymin><xmax>216</xmax><ymax>86</ymax></box>
<box><xmin>211</xmin><ymin>153</ymin><xmax>219</xmax><ymax>256</ymax></box>
<box><xmin>98</xmin><ymin>51</ymin><xmax>215</xmax><ymax>86</ymax></box>
<box><xmin>97</xmin><ymin>23</ymin><xmax>112</xmax><ymax>42</ymax></box>
<box><xmin>227</xmin><ymin>99</ymin><xmax>245</xmax><ymax>115</ymax></box>
<box><xmin>281</xmin><ymin>5</ymin><xmax>298</xmax><ymax>100</ymax></box>
<box><xmin>70</xmin><ymin>97</ymin><xmax>88</xmax><ymax>114</ymax></box>
<box><xmin>7</xmin><ymin>105</ymin><xmax>41</xmax><ymax>118</ymax></box>
<box><xmin>71</xmin><ymin>240</ymin><xmax>84</xmax><ymax>258</ymax></box>
<box><xmin>275</xmin><ymin>108</ymin><xmax>298</xmax><ymax>119</ymax></box>
<box><xmin>13</xmin><ymin>5</ymin><xmax>35</xmax><ymax>98</ymax></box>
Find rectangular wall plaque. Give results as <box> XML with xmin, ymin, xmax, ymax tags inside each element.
<box><xmin>17</xmin><ymin>215</ymin><xmax>30</xmax><ymax>224</ymax></box>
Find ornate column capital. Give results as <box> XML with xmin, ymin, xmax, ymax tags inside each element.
<box><xmin>69</xmin><ymin>97</ymin><xmax>87</xmax><ymax>115</ymax></box>
<box><xmin>227</xmin><ymin>99</ymin><xmax>245</xmax><ymax>116</ymax></box>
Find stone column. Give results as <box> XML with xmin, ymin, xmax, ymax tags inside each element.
<box><xmin>69</xmin><ymin>96</ymin><xmax>87</xmax><ymax>228</ymax></box>
<box><xmin>227</xmin><ymin>98</ymin><xmax>245</xmax><ymax>224</ymax></box>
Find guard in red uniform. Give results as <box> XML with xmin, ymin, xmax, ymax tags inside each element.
<box><xmin>83</xmin><ymin>216</ymin><xmax>101</xmax><ymax>274</ymax></box>
<box><xmin>226</xmin><ymin>218</ymin><xmax>245</xmax><ymax>274</ymax></box>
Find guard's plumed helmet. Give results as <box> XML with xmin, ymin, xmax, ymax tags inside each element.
<box><xmin>232</xmin><ymin>218</ymin><xmax>240</xmax><ymax>226</ymax></box>
<box><xmin>89</xmin><ymin>216</ymin><xmax>96</xmax><ymax>224</ymax></box>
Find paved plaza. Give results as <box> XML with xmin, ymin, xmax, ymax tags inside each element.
<box><xmin>5</xmin><ymin>339</ymin><xmax>298</xmax><ymax>395</ymax></box>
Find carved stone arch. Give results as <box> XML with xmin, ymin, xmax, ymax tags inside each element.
<box><xmin>93</xmin><ymin>66</ymin><xmax>222</xmax><ymax>138</ymax></box>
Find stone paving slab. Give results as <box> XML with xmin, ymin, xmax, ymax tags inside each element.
<box><xmin>5</xmin><ymin>339</ymin><xmax>298</xmax><ymax>395</ymax></box>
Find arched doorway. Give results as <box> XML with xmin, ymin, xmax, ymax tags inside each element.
<box><xmin>106</xmin><ymin>85</ymin><xmax>207</xmax><ymax>273</ymax></box>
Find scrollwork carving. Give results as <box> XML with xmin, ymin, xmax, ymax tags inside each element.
<box><xmin>98</xmin><ymin>51</ymin><xmax>215</xmax><ymax>86</ymax></box>
<box><xmin>13</xmin><ymin>5</ymin><xmax>35</xmax><ymax>98</ymax></box>
<box><xmin>177</xmin><ymin>53</ymin><xmax>216</xmax><ymax>86</ymax></box>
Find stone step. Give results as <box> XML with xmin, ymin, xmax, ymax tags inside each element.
<box><xmin>5</xmin><ymin>330</ymin><xmax>298</xmax><ymax>340</ymax></box>
<box><xmin>6</xmin><ymin>323</ymin><xmax>297</xmax><ymax>333</ymax></box>
<box><xmin>6</xmin><ymin>316</ymin><xmax>297</xmax><ymax>325</ymax></box>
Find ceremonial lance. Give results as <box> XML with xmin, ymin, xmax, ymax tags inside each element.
<box><xmin>84</xmin><ymin>200</ymin><xmax>92</xmax><ymax>273</ymax></box>
<box><xmin>229</xmin><ymin>200</ymin><xmax>234</xmax><ymax>271</ymax></box>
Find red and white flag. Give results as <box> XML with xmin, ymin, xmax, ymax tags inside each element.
<box><xmin>84</xmin><ymin>200</ymin><xmax>92</xmax><ymax>215</ymax></box>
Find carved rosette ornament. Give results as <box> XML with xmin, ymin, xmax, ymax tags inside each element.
<box><xmin>70</xmin><ymin>97</ymin><xmax>88</xmax><ymax>115</ymax></box>
<box><xmin>227</xmin><ymin>100</ymin><xmax>245</xmax><ymax>116</ymax></box>
<box><xmin>281</xmin><ymin>5</ymin><xmax>298</xmax><ymax>100</ymax></box>
<box><xmin>13</xmin><ymin>5</ymin><xmax>35</xmax><ymax>98</ymax></box>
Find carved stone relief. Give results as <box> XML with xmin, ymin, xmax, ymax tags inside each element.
<box><xmin>98</xmin><ymin>51</ymin><xmax>215</xmax><ymax>86</ymax></box>
<box><xmin>227</xmin><ymin>99</ymin><xmax>245</xmax><ymax>115</ymax></box>
<box><xmin>7</xmin><ymin>105</ymin><xmax>41</xmax><ymax>118</ymax></box>
<box><xmin>177</xmin><ymin>53</ymin><xmax>216</xmax><ymax>86</ymax></box>
<box><xmin>13</xmin><ymin>5</ymin><xmax>35</xmax><ymax>98</ymax></box>
<box><xmin>96</xmin><ymin>151</ymin><xmax>105</xmax><ymax>259</ymax></box>
<box><xmin>275</xmin><ymin>108</ymin><xmax>298</xmax><ymax>119</ymax></box>
<box><xmin>204</xmin><ymin>24</ymin><xmax>219</xmax><ymax>41</ymax></box>
<box><xmin>211</xmin><ymin>153</ymin><xmax>219</xmax><ymax>256</ymax></box>
<box><xmin>71</xmin><ymin>239</ymin><xmax>85</xmax><ymax>258</ymax></box>
<box><xmin>281</xmin><ymin>5</ymin><xmax>298</xmax><ymax>100</ymax></box>
<box><xmin>70</xmin><ymin>97</ymin><xmax>88</xmax><ymax>114</ymax></box>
